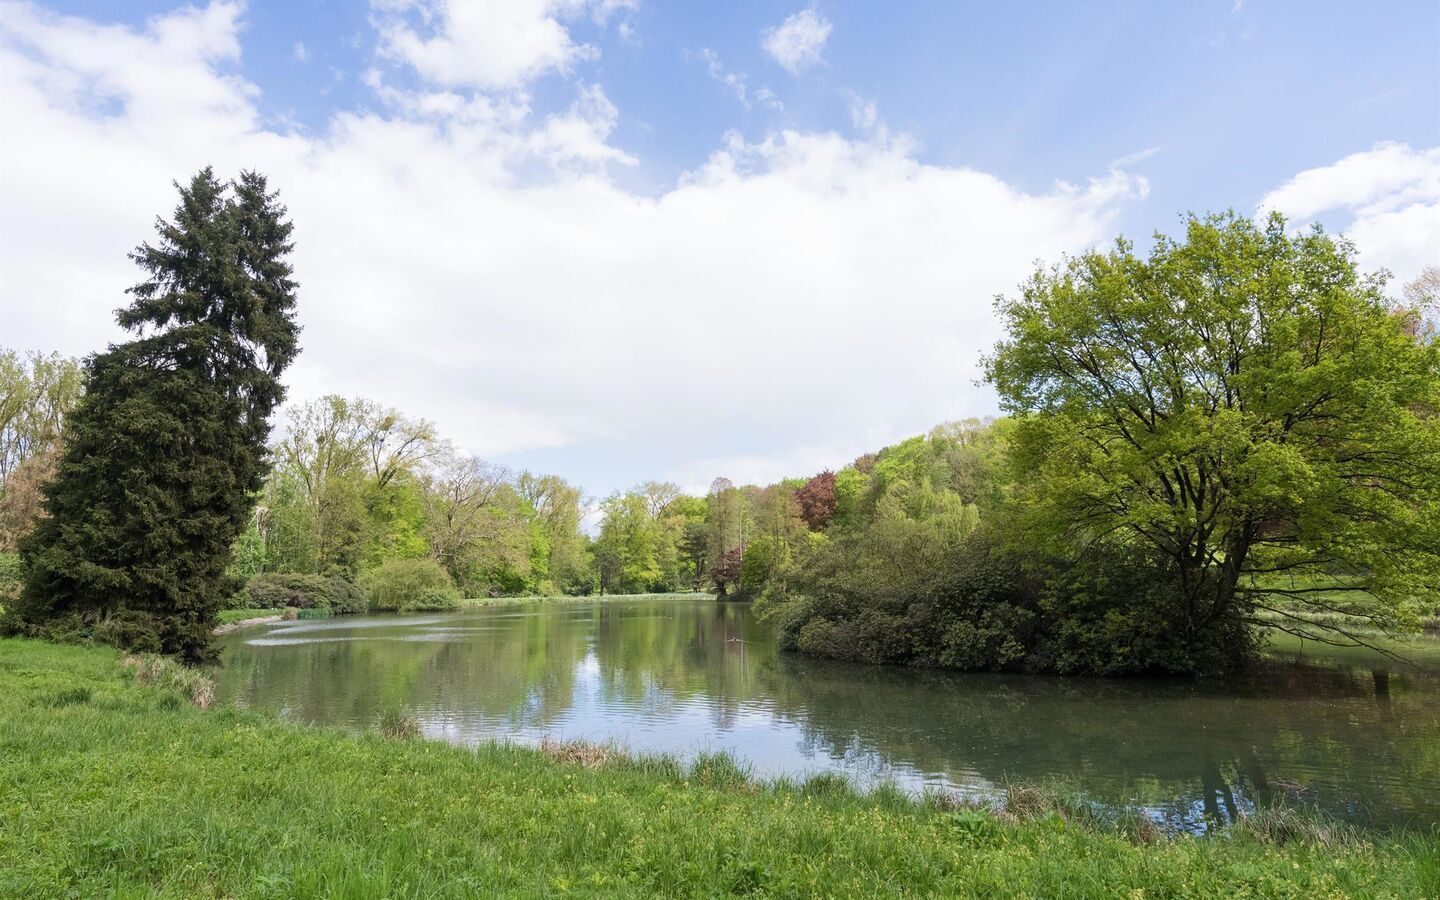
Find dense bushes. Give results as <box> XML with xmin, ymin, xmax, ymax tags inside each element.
<box><xmin>236</xmin><ymin>573</ymin><xmax>366</xmax><ymax>615</ymax></box>
<box><xmin>761</xmin><ymin>529</ymin><xmax>1251</xmax><ymax>677</ymax></box>
<box><xmin>360</xmin><ymin>558</ymin><xmax>461</xmax><ymax>611</ymax></box>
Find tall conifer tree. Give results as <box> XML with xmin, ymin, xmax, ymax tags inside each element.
<box><xmin>11</xmin><ymin>169</ymin><xmax>299</xmax><ymax>662</ymax></box>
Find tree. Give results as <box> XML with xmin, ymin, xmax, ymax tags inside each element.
<box><xmin>517</xmin><ymin>471</ymin><xmax>590</xmax><ymax>591</ymax></box>
<box><xmin>1400</xmin><ymin>265</ymin><xmax>1439</xmax><ymax>341</ymax></box>
<box><xmin>0</xmin><ymin>349</ymin><xmax>82</xmax><ymax>485</ymax></box>
<box><xmin>985</xmin><ymin>212</ymin><xmax>1440</xmax><ymax>669</ymax></box>
<box><xmin>795</xmin><ymin>471</ymin><xmax>837</xmax><ymax>530</ymax></box>
<box><xmin>422</xmin><ymin>449</ymin><xmax>525</xmax><ymax>594</ymax></box>
<box><xmin>712</xmin><ymin>547</ymin><xmax>743</xmax><ymax>598</ymax></box>
<box><xmin>0</xmin><ymin>447</ymin><xmax>58</xmax><ymax>551</ymax></box>
<box><xmin>11</xmin><ymin>169</ymin><xmax>300</xmax><ymax>661</ymax></box>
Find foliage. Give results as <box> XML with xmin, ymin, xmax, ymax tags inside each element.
<box><xmin>10</xmin><ymin>169</ymin><xmax>300</xmax><ymax>663</ymax></box>
<box><xmin>238</xmin><ymin>572</ymin><xmax>364</xmax><ymax>614</ymax></box>
<box><xmin>0</xmin><ymin>551</ymin><xmax>19</xmax><ymax>610</ymax></box>
<box><xmin>794</xmin><ymin>471</ymin><xmax>837</xmax><ymax>530</ymax></box>
<box><xmin>592</xmin><ymin>482</ymin><xmax>707</xmax><ymax>595</ymax></box>
<box><xmin>2</xmin><ymin>638</ymin><xmax>1435</xmax><ymax>897</ymax></box>
<box><xmin>0</xmin><ymin>351</ymin><xmax>81</xmax><ymax>551</ymax></box>
<box><xmin>985</xmin><ymin>212</ymin><xmax>1440</xmax><ymax>670</ymax></box>
<box><xmin>0</xmin><ymin>349</ymin><xmax>82</xmax><ymax>487</ymax></box>
<box><xmin>360</xmin><ymin>557</ymin><xmax>461</xmax><ymax>611</ymax></box>
<box><xmin>254</xmin><ymin>394</ymin><xmax>590</xmax><ymax>599</ymax></box>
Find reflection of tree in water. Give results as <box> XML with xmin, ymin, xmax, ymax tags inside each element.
<box><xmin>219</xmin><ymin>601</ymin><xmax>1440</xmax><ymax>830</ymax></box>
<box><xmin>748</xmin><ymin>640</ymin><xmax>1440</xmax><ymax>830</ymax></box>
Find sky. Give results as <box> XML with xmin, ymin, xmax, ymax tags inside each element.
<box><xmin>1</xmin><ymin>0</ymin><xmax>1437</xmax><ymax>502</ymax></box>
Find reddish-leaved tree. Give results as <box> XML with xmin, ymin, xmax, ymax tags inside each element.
<box><xmin>794</xmin><ymin>471</ymin><xmax>837</xmax><ymax>531</ymax></box>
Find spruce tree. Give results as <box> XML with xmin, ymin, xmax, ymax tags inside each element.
<box><xmin>10</xmin><ymin>169</ymin><xmax>299</xmax><ymax>662</ymax></box>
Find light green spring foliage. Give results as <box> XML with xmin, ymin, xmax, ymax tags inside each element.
<box><xmin>250</xmin><ymin>394</ymin><xmax>590</xmax><ymax>599</ymax></box>
<box><xmin>359</xmin><ymin>557</ymin><xmax>461</xmax><ymax>611</ymax></box>
<box><xmin>4</xmin><ymin>637</ymin><xmax>1436</xmax><ymax>898</ymax></box>
<box><xmin>594</xmin><ymin>484</ymin><xmax>708</xmax><ymax>594</ymax></box>
<box><xmin>986</xmin><ymin>212</ymin><xmax>1440</xmax><ymax>640</ymax></box>
<box><xmin>0</xmin><ymin>350</ymin><xmax>83</xmax><ymax>551</ymax></box>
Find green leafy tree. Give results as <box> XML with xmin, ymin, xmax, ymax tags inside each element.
<box><xmin>985</xmin><ymin>213</ymin><xmax>1440</xmax><ymax>667</ymax></box>
<box><xmin>12</xmin><ymin>169</ymin><xmax>300</xmax><ymax>661</ymax></box>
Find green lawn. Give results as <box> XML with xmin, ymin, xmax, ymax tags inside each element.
<box><xmin>1</xmin><ymin>638</ymin><xmax>1435</xmax><ymax>898</ymax></box>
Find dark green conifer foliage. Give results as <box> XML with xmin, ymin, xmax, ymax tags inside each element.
<box><xmin>11</xmin><ymin>169</ymin><xmax>299</xmax><ymax>662</ymax></box>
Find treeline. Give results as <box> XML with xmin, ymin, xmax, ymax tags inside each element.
<box><xmin>240</xmin><ymin>395</ymin><xmax>589</xmax><ymax>598</ymax></box>
<box><xmin>749</xmin><ymin>222</ymin><xmax>1440</xmax><ymax>676</ymax></box>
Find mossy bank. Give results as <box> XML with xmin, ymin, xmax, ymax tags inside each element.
<box><xmin>2</xmin><ymin>638</ymin><xmax>1436</xmax><ymax>898</ymax></box>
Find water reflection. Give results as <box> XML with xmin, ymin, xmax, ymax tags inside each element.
<box><xmin>216</xmin><ymin>598</ymin><xmax>1440</xmax><ymax>831</ymax></box>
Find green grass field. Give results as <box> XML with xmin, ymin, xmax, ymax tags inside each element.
<box><xmin>2</xmin><ymin>637</ymin><xmax>1436</xmax><ymax>898</ymax></box>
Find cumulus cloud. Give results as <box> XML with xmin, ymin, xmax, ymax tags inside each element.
<box><xmin>762</xmin><ymin>7</ymin><xmax>831</xmax><ymax>74</ymax></box>
<box><xmin>1258</xmin><ymin>142</ymin><xmax>1440</xmax><ymax>286</ymax></box>
<box><xmin>0</xmin><ymin>0</ymin><xmax>1147</xmax><ymax>490</ymax></box>
<box><xmin>371</xmin><ymin>0</ymin><xmax>628</xmax><ymax>90</ymax></box>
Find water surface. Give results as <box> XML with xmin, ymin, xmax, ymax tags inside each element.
<box><xmin>217</xmin><ymin>597</ymin><xmax>1440</xmax><ymax>831</ymax></box>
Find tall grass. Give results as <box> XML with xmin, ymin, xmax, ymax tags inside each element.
<box><xmin>1</xmin><ymin>636</ymin><xmax>1436</xmax><ymax>898</ymax></box>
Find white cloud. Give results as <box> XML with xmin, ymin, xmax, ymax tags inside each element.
<box><xmin>0</xmin><ymin>0</ymin><xmax>1147</xmax><ymax>492</ymax></box>
<box><xmin>693</xmin><ymin>47</ymin><xmax>782</xmax><ymax>111</ymax></box>
<box><xmin>844</xmin><ymin>91</ymin><xmax>878</xmax><ymax>132</ymax></box>
<box><xmin>762</xmin><ymin>7</ymin><xmax>831</xmax><ymax>74</ymax></box>
<box><xmin>291</xmin><ymin>40</ymin><xmax>307</xmax><ymax>62</ymax></box>
<box><xmin>370</xmin><ymin>0</ymin><xmax>625</xmax><ymax>90</ymax></box>
<box><xmin>1258</xmin><ymin>142</ymin><xmax>1440</xmax><ymax>286</ymax></box>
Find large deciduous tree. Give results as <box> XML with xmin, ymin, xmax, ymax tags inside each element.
<box><xmin>985</xmin><ymin>213</ymin><xmax>1440</xmax><ymax>668</ymax></box>
<box><xmin>10</xmin><ymin>169</ymin><xmax>300</xmax><ymax>661</ymax></box>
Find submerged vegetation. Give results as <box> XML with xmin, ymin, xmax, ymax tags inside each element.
<box><xmin>3</xmin><ymin>637</ymin><xmax>1436</xmax><ymax>897</ymax></box>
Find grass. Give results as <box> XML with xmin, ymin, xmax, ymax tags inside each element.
<box><xmin>216</xmin><ymin>607</ymin><xmax>287</xmax><ymax>625</ymax></box>
<box><xmin>2</xmin><ymin>638</ymin><xmax>1437</xmax><ymax>898</ymax></box>
<box><xmin>459</xmin><ymin>591</ymin><xmax>715</xmax><ymax>609</ymax></box>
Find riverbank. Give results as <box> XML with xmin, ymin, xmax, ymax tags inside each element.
<box><xmin>212</xmin><ymin>592</ymin><xmax>717</xmax><ymax>633</ymax></box>
<box><xmin>2</xmin><ymin>638</ymin><xmax>1435</xmax><ymax>897</ymax></box>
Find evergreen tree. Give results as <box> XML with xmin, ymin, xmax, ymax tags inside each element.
<box><xmin>9</xmin><ymin>169</ymin><xmax>299</xmax><ymax>662</ymax></box>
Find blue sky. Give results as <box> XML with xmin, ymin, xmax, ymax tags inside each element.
<box><xmin>2</xmin><ymin>0</ymin><xmax>1438</xmax><ymax>500</ymax></box>
<box><xmin>33</xmin><ymin>0</ymin><xmax>1437</xmax><ymax>227</ymax></box>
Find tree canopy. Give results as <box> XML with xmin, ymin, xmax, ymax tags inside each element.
<box><xmin>985</xmin><ymin>212</ymin><xmax>1440</xmax><ymax>665</ymax></box>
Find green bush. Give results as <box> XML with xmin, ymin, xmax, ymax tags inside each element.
<box><xmin>361</xmin><ymin>558</ymin><xmax>460</xmax><ymax>611</ymax></box>
<box><xmin>328</xmin><ymin>576</ymin><xmax>369</xmax><ymax>614</ymax></box>
<box><xmin>239</xmin><ymin>573</ymin><xmax>366</xmax><ymax>614</ymax></box>
<box><xmin>762</xmin><ymin>527</ymin><xmax>1239</xmax><ymax>676</ymax></box>
<box><xmin>0</xmin><ymin>551</ymin><xmax>21</xmax><ymax>610</ymax></box>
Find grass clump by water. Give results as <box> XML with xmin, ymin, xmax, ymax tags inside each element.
<box><xmin>1</xmin><ymin>637</ymin><xmax>1437</xmax><ymax>898</ymax></box>
<box><xmin>120</xmin><ymin>652</ymin><xmax>215</xmax><ymax>708</ymax></box>
<box><xmin>374</xmin><ymin>706</ymin><xmax>420</xmax><ymax>740</ymax></box>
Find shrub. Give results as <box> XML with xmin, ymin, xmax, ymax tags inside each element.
<box><xmin>360</xmin><ymin>558</ymin><xmax>460</xmax><ymax>611</ymax></box>
<box><xmin>328</xmin><ymin>576</ymin><xmax>369</xmax><ymax>614</ymax></box>
<box><xmin>239</xmin><ymin>573</ymin><xmax>365</xmax><ymax>614</ymax></box>
<box><xmin>0</xmin><ymin>551</ymin><xmax>20</xmax><ymax>611</ymax></box>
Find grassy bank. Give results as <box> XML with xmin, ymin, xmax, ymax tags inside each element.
<box><xmin>460</xmin><ymin>591</ymin><xmax>714</xmax><ymax>610</ymax></box>
<box><xmin>216</xmin><ymin>608</ymin><xmax>286</xmax><ymax>625</ymax></box>
<box><xmin>2</xmin><ymin>638</ymin><xmax>1435</xmax><ymax>898</ymax></box>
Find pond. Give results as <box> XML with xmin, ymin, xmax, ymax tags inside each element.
<box><xmin>216</xmin><ymin>596</ymin><xmax>1440</xmax><ymax>832</ymax></box>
